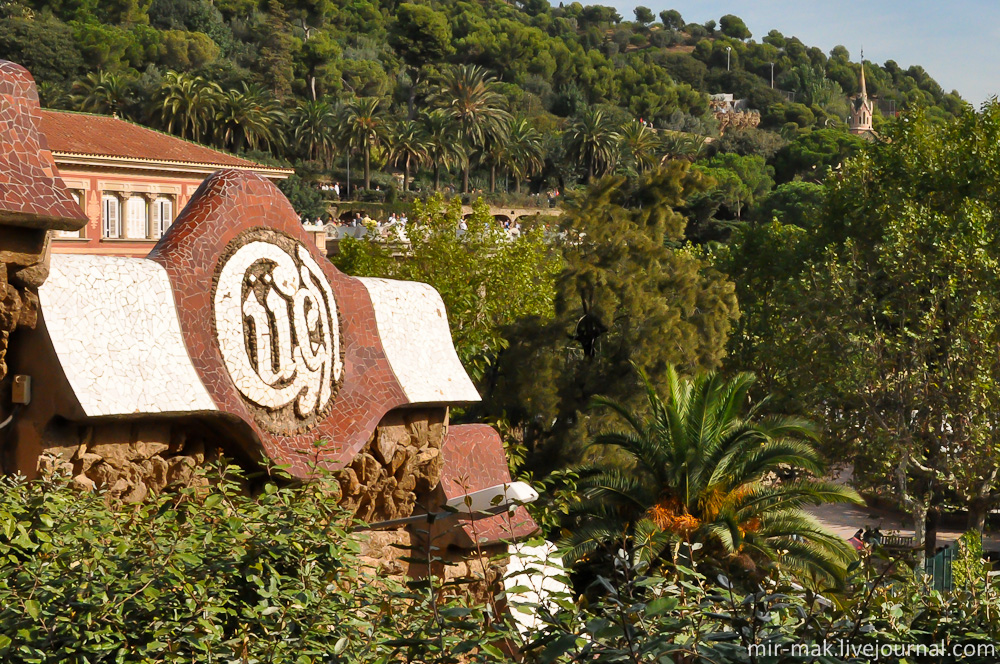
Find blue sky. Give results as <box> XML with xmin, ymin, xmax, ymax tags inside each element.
<box><xmin>604</xmin><ymin>1</ymin><xmax>1000</xmax><ymax>105</ymax></box>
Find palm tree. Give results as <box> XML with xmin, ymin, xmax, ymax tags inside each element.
<box><xmin>564</xmin><ymin>365</ymin><xmax>862</xmax><ymax>585</ymax></box>
<box><xmin>151</xmin><ymin>71</ymin><xmax>222</xmax><ymax>143</ymax></box>
<box><xmin>564</xmin><ymin>107</ymin><xmax>621</xmax><ymax>182</ymax></box>
<box><xmin>501</xmin><ymin>117</ymin><xmax>545</xmax><ymax>193</ymax></box>
<box><xmin>660</xmin><ymin>131</ymin><xmax>708</xmax><ymax>162</ymax></box>
<box><xmin>481</xmin><ymin>125</ymin><xmax>512</xmax><ymax>193</ymax></box>
<box><xmin>71</xmin><ymin>71</ymin><xmax>133</xmax><ymax>117</ymax></box>
<box><xmin>291</xmin><ymin>99</ymin><xmax>337</xmax><ymax>168</ymax></box>
<box><xmin>387</xmin><ymin>119</ymin><xmax>429</xmax><ymax>192</ymax></box>
<box><xmin>342</xmin><ymin>97</ymin><xmax>388</xmax><ymax>190</ymax></box>
<box><xmin>215</xmin><ymin>83</ymin><xmax>285</xmax><ymax>153</ymax></box>
<box><xmin>422</xmin><ymin>110</ymin><xmax>463</xmax><ymax>191</ymax></box>
<box><xmin>619</xmin><ymin>120</ymin><xmax>660</xmax><ymax>174</ymax></box>
<box><xmin>427</xmin><ymin>64</ymin><xmax>511</xmax><ymax>193</ymax></box>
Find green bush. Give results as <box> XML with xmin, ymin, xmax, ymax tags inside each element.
<box><xmin>954</xmin><ymin>530</ymin><xmax>987</xmax><ymax>593</ymax></box>
<box><xmin>0</xmin><ymin>465</ymin><xmax>515</xmax><ymax>663</ymax></box>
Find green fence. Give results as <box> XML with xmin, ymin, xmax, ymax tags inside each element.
<box><xmin>924</xmin><ymin>543</ymin><xmax>955</xmax><ymax>592</ymax></box>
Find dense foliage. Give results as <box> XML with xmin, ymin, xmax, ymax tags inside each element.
<box><xmin>333</xmin><ymin>196</ymin><xmax>559</xmax><ymax>382</ymax></box>
<box><xmin>0</xmin><ymin>464</ymin><xmax>517</xmax><ymax>663</ymax></box>
<box><xmin>3</xmin><ymin>468</ymin><xmax>999</xmax><ymax>663</ymax></box>
<box><xmin>0</xmin><ymin>0</ymin><xmax>966</xmax><ymax>205</ymax></box>
<box><xmin>722</xmin><ymin>102</ymin><xmax>1000</xmax><ymax>552</ymax></box>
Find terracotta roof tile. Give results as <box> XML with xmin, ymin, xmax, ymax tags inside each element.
<box><xmin>38</xmin><ymin>110</ymin><xmax>286</xmax><ymax>172</ymax></box>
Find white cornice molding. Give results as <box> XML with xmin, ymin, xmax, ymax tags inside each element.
<box><xmin>51</xmin><ymin>152</ymin><xmax>293</xmax><ymax>179</ymax></box>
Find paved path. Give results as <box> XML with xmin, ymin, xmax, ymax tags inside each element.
<box><xmin>803</xmin><ymin>466</ymin><xmax>1000</xmax><ymax>551</ymax></box>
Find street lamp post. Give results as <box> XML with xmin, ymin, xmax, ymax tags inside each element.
<box><xmin>726</xmin><ymin>46</ymin><xmax>732</xmax><ymax>71</ymax></box>
<box><xmin>770</xmin><ymin>62</ymin><xmax>775</xmax><ymax>88</ymax></box>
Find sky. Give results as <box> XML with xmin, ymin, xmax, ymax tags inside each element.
<box><xmin>605</xmin><ymin>0</ymin><xmax>1000</xmax><ymax>106</ymax></box>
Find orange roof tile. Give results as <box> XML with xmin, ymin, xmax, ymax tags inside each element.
<box><xmin>38</xmin><ymin>110</ymin><xmax>288</xmax><ymax>172</ymax></box>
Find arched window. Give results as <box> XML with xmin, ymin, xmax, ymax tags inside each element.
<box><xmin>126</xmin><ymin>196</ymin><xmax>147</xmax><ymax>239</ymax></box>
<box><xmin>102</xmin><ymin>194</ymin><xmax>120</xmax><ymax>239</ymax></box>
<box><xmin>151</xmin><ymin>197</ymin><xmax>174</xmax><ymax>239</ymax></box>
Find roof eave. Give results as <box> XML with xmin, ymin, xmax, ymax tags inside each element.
<box><xmin>50</xmin><ymin>152</ymin><xmax>293</xmax><ymax>179</ymax></box>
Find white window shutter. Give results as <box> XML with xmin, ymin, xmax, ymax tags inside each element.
<box><xmin>158</xmin><ymin>199</ymin><xmax>173</xmax><ymax>236</ymax></box>
<box><xmin>103</xmin><ymin>196</ymin><xmax>119</xmax><ymax>238</ymax></box>
<box><xmin>127</xmin><ymin>197</ymin><xmax>146</xmax><ymax>239</ymax></box>
<box><xmin>152</xmin><ymin>200</ymin><xmax>162</xmax><ymax>239</ymax></box>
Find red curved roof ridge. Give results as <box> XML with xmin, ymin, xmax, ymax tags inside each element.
<box><xmin>38</xmin><ymin>109</ymin><xmax>290</xmax><ymax>173</ymax></box>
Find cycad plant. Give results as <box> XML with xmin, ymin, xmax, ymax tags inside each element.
<box><xmin>564</xmin><ymin>365</ymin><xmax>862</xmax><ymax>585</ymax></box>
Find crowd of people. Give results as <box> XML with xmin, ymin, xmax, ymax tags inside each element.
<box><xmin>299</xmin><ymin>209</ymin><xmax>525</xmax><ymax>240</ymax></box>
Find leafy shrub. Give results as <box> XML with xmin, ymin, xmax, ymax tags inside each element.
<box><xmin>953</xmin><ymin>530</ymin><xmax>987</xmax><ymax>593</ymax></box>
<box><xmin>0</xmin><ymin>464</ymin><xmax>515</xmax><ymax>663</ymax></box>
<box><xmin>526</xmin><ymin>550</ymin><xmax>1000</xmax><ymax>663</ymax></box>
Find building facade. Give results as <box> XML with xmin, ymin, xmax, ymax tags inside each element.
<box><xmin>40</xmin><ymin>110</ymin><xmax>292</xmax><ymax>256</ymax></box>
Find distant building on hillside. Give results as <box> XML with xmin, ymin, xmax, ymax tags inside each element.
<box><xmin>708</xmin><ymin>93</ymin><xmax>760</xmax><ymax>133</ymax></box>
<box><xmin>848</xmin><ymin>62</ymin><xmax>878</xmax><ymax>140</ymax></box>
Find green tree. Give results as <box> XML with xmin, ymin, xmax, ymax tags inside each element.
<box><xmin>290</xmin><ymin>98</ymin><xmax>337</xmax><ymax>167</ymax></box>
<box><xmin>428</xmin><ymin>65</ymin><xmax>512</xmax><ymax>193</ymax></box>
<box><xmin>658</xmin><ymin>9</ymin><xmax>683</xmax><ymax>30</ymax></box>
<box><xmin>0</xmin><ymin>15</ymin><xmax>84</xmax><ymax>87</ymax></box>
<box><xmin>71</xmin><ymin>71</ymin><xmax>135</xmax><ymax>117</ymax></box>
<box><xmin>421</xmin><ymin>110</ymin><xmax>463</xmax><ymax>191</ymax></box>
<box><xmin>335</xmin><ymin>196</ymin><xmax>559</xmax><ymax>383</ymax></box>
<box><xmin>719</xmin><ymin>14</ymin><xmax>751</xmax><ymax>40</ymax></box>
<box><xmin>214</xmin><ymin>82</ymin><xmax>285</xmax><ymax>153</ymax></box>
<box><xmin>257</xmin><ymin>0</ymin><xmax>295</xmax><ymax>97</ymax></box>
<box><xmin>499</xmin><ymin>117</ymin><xmax>545</xmax><ymax>193</ymax></box>
<box><xmin>293</xmin><ymin>29</ymin><xmax>341</xmax><ymax>100</ymax></box>
<box><xmin>564</xmin><ymin>365</ymin><xmax>861</xmax><ymax>583</ymax></box>
<box><xmin>342</xmin><ymin>97</ymin><xmax>389</xmax><ymax>191</ymax></box>
<box><xmin>617</xmin><ymin>119</ymin><xmax>660</xmax><ymax>175</ymax></box>
<box><xmin>388</xmin><ymin>3</ymin><xmax>453</xmax><ymax>116</ymax></box>
<box><xmin>278</xmin><ymin>172</ymin><xmax>326</xmax><ymax>219</ymax></box>
<box><xmin>150</xmin><ymin>70</ymin><xmax>222</xmax><ymax>141</ymax></box>
<box><xmin>564</xmin><ymin>107</ymin><xmax>621</xmax><ymax>182</ymax></box>
<box><xmin>387</xmin><ymin>119</ymin><xmax>429</xmax><ymax>192</ymax></box>
<box><xmin>750</xmin><ymin>107</ymin><xmax>1000</xmax><ymax>551</ymax></box>
<box><xmin>773</xmin><ymin>128</ymin><xmax>865</xmax><ymax>182</ymax></box>
<box><xmin>633</xmin><ymin>6</ymin><xmax>653</xmax><ymax>25</ymax></box>
<box><xmin>489</xmin><ymin>166</ymin><xmax>739</xmax><ymax>471</ymax></box>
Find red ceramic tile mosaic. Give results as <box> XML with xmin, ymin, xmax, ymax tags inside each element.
<box><xmin>0</xmin><ymin>60</ymin><xmax>87</xmax><ymax>230</ymax></box>
<box><xmin>149</xmin><ymin>169</ymin><xmax>408</xmax><ymax>477</ymax></box>
<box><xmin>438</xmin><ymin>424</ymin><xmax>539</xmax><ymax>547</ymax></box>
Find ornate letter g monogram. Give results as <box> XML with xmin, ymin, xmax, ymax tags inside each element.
<box><xmin>214</xmin><ymin>231</ymin><xmax>343</xmax><ymax>432</ymax></box>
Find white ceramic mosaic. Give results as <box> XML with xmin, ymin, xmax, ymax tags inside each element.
<box><xmin>214</xmin><ymin>240</ymin><xmax>342</xmax><ymax>417</ymax></box>
<box><xmin>39</xmin><ymin>255</ymin><xmax>217</xmax><ymax>417</ymax></box>
<box><xmin>505</xmin><ymin>542</ymin><xmax>570</xmax><ymax>635</ymax></box>
<box><xmin>358</xmin><ymin>277</ymin><xmax>480</xmax><ymax>404</ymax></box>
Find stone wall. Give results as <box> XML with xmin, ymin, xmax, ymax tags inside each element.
<box><xmin>0</xmin><ymin>229</ymin><xmax>48</xmax><ymax>389</ymax></box>
<box><xmin>33</xmin><ymin>408</ymin><xmax>448</xmax><ymax>521</ymax></box>
<box><xmin>336</xmin><ymin>408</ymin><xmax>446</xmax><ymax>522</ymax></box>
<box><xmin>37</xmin><ymin>421</ymin><xmax>219</xmax><ymax>501</ymax></box>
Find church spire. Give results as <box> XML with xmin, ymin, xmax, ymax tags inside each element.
<box><xmin>848</xmin><ymin>49</ymin><xmax>875</xmax><ymax>138</ymax></box>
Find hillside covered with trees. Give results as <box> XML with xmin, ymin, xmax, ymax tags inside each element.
<box><xmin>0</xmin><ymin>0</ymin><xmax>967</xmax><ymax>209</ymax></box>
